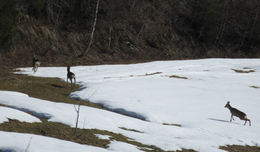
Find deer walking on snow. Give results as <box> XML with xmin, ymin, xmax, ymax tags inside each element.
<box><xmin>225</xmin><ymin>101</ymin><xmax>251</xmax><ymax>126</ymax></box>
<box><xmin>67</xmin><ymin>66</ymin><xmax>76</xmax><ymax>88</ymax></box>
<box><xmin>32</xmin><ymin>56</ymin><xmax>40</xmax><ymax>72</ymax></box>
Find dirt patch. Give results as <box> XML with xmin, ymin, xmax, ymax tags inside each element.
<box><xmin>220</xmin><ymin>145</ymin><xmax>260</xmax><ymax>152</ymax></box>
<box><xmin>162</xmin><ymin>123</ymin><xmax>182</xmax><ymax>127</ymax></box>
<box><xmin>232</xmin><ymin>69</ymin><xmax>255</xmax><ymax>73</ymax></box>
<box><xmin>250</xmin><ymin>86</ymin><xmax>260</xmax><ymax>89</ymax></box>
<box><xmin>169</xmin><ymin>75</ymin><xmax>188</xmax><ymax>79</ymax></box>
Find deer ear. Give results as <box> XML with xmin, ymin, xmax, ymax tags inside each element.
<box><xmin>227</xmin><ymin>101</ymin><xmax>230</xmax><ymax>104</ymax></box>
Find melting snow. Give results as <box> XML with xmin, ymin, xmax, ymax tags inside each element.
<box><xmin>1</xmin><ymin>58</ymin><xmax>259</xmax><ymax>152</ymax></box>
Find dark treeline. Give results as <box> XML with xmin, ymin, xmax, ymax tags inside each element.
<box><xmin>0</xmin><ymin>0</ymin><xmax>259</xmax><ymax>66</ymax></box>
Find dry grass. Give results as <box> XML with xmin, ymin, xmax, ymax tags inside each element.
<box><xmin>0</xmin><ymin>119</ymin><xmax>167</xmax><ymax>152</ymax></box>
<box><xmin>232</xmin><ymin>69</ymin><xmax>255</xmax><ymax>73</ymax></box>
<box><xmin>220</xmin><ymin>145</ymin><xmax>260</xmax><ymax>152</ymax></box>
<box><xmin>169</xmin><ymin>75</ymin><xmax>188</xmax><ymax>79</ymax></box>
<box><xmin>250</xmin><ymin>86</ymin><xmax>260</xmax><ymax>89</ymax></box>
<box><xmin>0</xmin><ymin>119</ymin><xmax>110</xmax><ymax>148</ymax></box>
<box><xmin>162</xmin><ymin>123</ymin><xmax>182</xmax><ymax>127</ymax></box>
<box><xmin>0</xmin><ymin>69</ymin><xmax>102</xmax><ymax>109</ymax></box>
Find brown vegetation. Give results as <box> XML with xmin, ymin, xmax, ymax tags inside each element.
<box><xmin>169</xmin><ymin>75</ymin><xmax>188</xmax><ymax>79</ymax></box>
<box><xmin>0</xmin><ymin>69</ymin><xmax>102</xmax><ymax>109</ymax></box>
<box><xmin>162</xmin><ymin>123</ymin><xmax>182</xmax><ymax>127</ymax></box>
<box><xmin>232</xmin><ymin>69</ymin><xmax>255</xmax><ymax>73</ymax></box>
<box><xmin>1</xmin><ymin>0</ymin><xmax>260</xmax><ymax>67</ymax></box>
<box><xmin>250</xmin><ymin>86</ymin><xmax>260</xmax><ymax>89</ymax></box>
<box><xmin>220</xmin><ymin>145</ymin><xmax>260</xmax><ymax>152</ymax></box>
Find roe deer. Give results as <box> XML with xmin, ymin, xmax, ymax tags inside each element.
<box><xmin>32</xmin><ymin>56</ymin><xmax>40</xmax><ymax>72</ymax></box>
<box><xmin>67</xmin><ymin>66</ymin><xmax>76</xmax><ymax>88</ymax></box>
<box><xmin>225</xmin><ymin>101</ymin><xmax>251</xmax><ymax>126</ymax></box>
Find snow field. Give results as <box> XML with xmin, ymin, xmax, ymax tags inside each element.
<box><xmin>2</xmin><ymin>58</ymin><xmax>259</xmax><ymax>151</ymax></box>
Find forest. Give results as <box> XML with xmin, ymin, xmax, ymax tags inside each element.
<box><xmin>0</xmin><ymin>0</ymin><xmax>259</xmax><ymax>66</ymax></box>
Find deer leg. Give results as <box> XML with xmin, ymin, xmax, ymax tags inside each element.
<box><xmin>70</xmin><ymin>79</ymin><xmax>73</xmax><ymax>88</ymax></box>
<box><xmin>244</xmin><ymin>120</ymin><xmax>247</xmax><ymax>125</ymax></box>
<box><xmin>230</xmin><ymin>115</ymin><xmax>233</xmax><ymax>122</ymax></box>
<box><xmin>74</xmin><ymin>78</ymin><xmax>76</xmax><ymax>84</ymax></box>
<box><xmin>245</xmin><ymin>119</ymin><xmax>251</xmax><ymax>126</ymax></box>
<box><xmin>32</xmin><ymin>63</ymin><xmax>35</xmax><ymax>71</ymax></box>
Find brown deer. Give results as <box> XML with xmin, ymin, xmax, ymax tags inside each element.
<box><xmin>225</xmin><ymin>101</ymin><xmax>251</xmax><ymax>126</ymax></box>
<box><xmin>32</xmin><ymin>56</ymin><xmax>40</xmax><ymax>72</ymax></box>
<box><xmin>67</xmin><ymin>66</ymin><xmax>76</xmax><ymax>88</ymax></box>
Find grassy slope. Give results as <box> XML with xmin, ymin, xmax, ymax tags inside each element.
<box><xmin>0</xmin><ymin>69</ymin><xmax>102</xmax><ymax>109</ymax></box>
<box><xmin>220</xmin><ymin>145</ymin><xmax>260</xmax><ymax>152</ymax></box>
<box><xmin>0</xmin><ymin>69</ymin><xmax>259</xmax><ymax>152</ymax></box>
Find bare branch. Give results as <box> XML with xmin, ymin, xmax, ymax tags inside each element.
<box><xmin>80</xmin><ymin>0</ymin><xmax>100</xmax><ymax>57</ymax></box>
<box><xmin>73</xmin><ymin>101</ymin><xmax>81</xmax><ymax>135</ymax></box>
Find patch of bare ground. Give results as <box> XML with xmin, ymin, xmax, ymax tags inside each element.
<box><xmin>0</xmin><ymin>69</ymin><xmax>103</xmax><ymax>109</ymax></box>
<box><xmin>220</xmin><ymin>145</ymin><xmax>260</xmax><ymax>152</ymax></box>
<box><xmin>232</xmin><ymin>69</ymin><xmax>255</xmax><ymax>73</ymax></box>
<box><xmin>169</xmin><ymin>75</ymin><xmax>188</xmax><ymax>79</ymax></box>
<box><xmin>250</xmin><ymin>86</ymin><xmax>260</xmax><ymax>89</ymax></box>
<box><xmin>162</xmin><ymin>123</ymin><xmax>182</xmax><ymax>127</ymax></box>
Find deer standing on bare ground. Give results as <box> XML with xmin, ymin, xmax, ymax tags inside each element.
<box><xmin>32</xmin><ymin>56</ymin><xmax>40</xmax><ymax>72</ymax></box>
<box><xmin>67</xmin><ymin>66</ymin><xmax>76</xmax><ymax>88</ymax></box>
<box><xmin>225</xmin><ymin>101</ymin><xmax>251</xmax><ymax>126</ymax></box>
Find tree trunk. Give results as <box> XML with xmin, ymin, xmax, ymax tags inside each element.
<box><xmin>80</xmin><ymin>0</ymin><xmax>100</xmax><ymax>57</ymax></box>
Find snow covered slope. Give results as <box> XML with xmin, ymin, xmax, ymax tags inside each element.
<box><xmin>3</xmin><ymin>58</ymin><xmax>260</xmax><ymax>151</ymax></box>
<box><xmin>0</xmin><ymin>106</ymin><xmax>41</xmax><ymax>123</ymax></box>
<box><xmin>0</xmin><ymin>131</ymin><xmax>111</xmax><ymax>152</ymax></box>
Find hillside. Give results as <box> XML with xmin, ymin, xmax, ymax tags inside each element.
<box><xmin>0</xmin><ymin>59</ymin><xmax>260</xmax><ymax>152</ymax></box>
<box><xmin>0</xmin><ymin>0</ymin><xmax>260</xmax><ymax>67</ymax></box>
